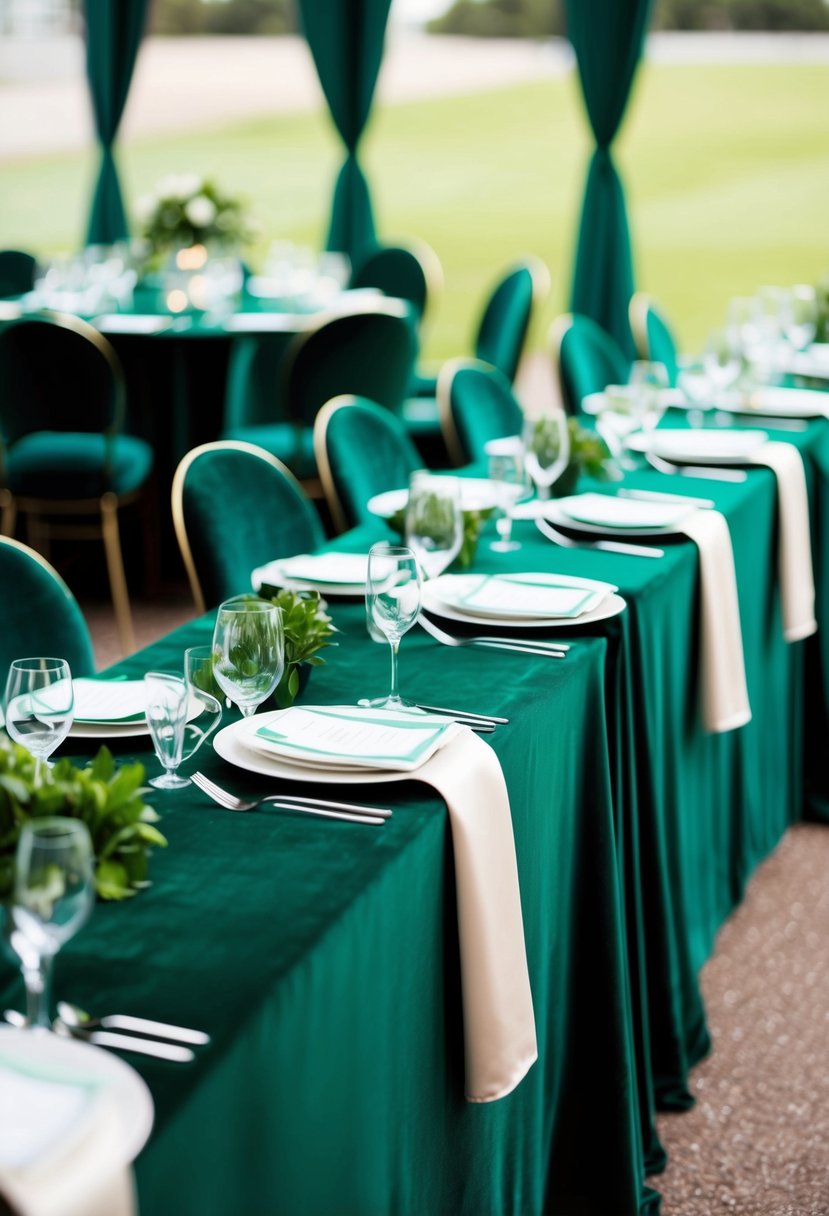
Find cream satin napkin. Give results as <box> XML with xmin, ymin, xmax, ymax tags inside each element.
<box><xmin>0</xmin><ymin>1086</ymin><xmax>136</xmax><ymax>1216</ymax></box>
<box><xmin>412</xmin><ymin>729</ymin><xmax>537</xmax><ymax>1102</ymax></box>
<box><xmin>679</xmin><ymin>510</ymin><xmax>752</xmax><ymax>734</ymax></box>
<box><xmin>748</xmin><ymin>386</ymin><xmax>829</xmax><ymax>417</ymax></box>
<box><xmin>747</xmin><ymin>442</ymin><xmax>816</xmax><ymax>642</ymax></box>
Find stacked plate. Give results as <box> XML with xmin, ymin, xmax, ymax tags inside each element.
<box><xmin>214</xmin><ymin>704</ymin><xmax>462</xmax><ymax>784</ymax></box>
<box><xmin>367</xmin><ymin>477</ymin><xmax>520</xmax><ymax>521</ymax></box>
<box><xmin>626</xmin><ymin>428</ymin><xmax>768</xmax><ymax>464</ymax></box>
<box><xmin>421</xmin><ymin>569</ymin><xmax>625</xmax><ymax>629</ymax></box>
<box><xmin>70</xmin><ymin>678</ymin><xmax>200</xmax><ymax>740</ymax></box>
<box><xmin>252</xmin><ymin>552</ymin><xmax>369</xmax><ymax>597</ymax></box>
<box><xmin>543</xmin><ymin>492</ymin><xmax>693</xmax><ymax>540</ymax></box>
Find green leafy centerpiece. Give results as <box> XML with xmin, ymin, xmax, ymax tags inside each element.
<box><xmin>267</xmin><ymin>589</ymin><xmax>338</xmax><ymax>707</ymax></box>
<box><xmin>0</xmin><ymin>735</ymin><xmax>166</xmax><ymax>903</ymax></box>
<box><xmin>547</xmin><ymin>418</ymin><xmax>614</xmax><ymax>496</ymax></box>
<box><xmin>135</xmin><ymin>174</ymin><xmax>256</xmax><ymax>271</ymax></box>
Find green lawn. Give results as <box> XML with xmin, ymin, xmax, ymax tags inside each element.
<box><xmin>2</xmin><ymin>59</ymin><xmax>827</xmax><ymax>358</ymax></box>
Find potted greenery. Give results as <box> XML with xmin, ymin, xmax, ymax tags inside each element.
<box><xmin>537</xmin><ymin>416</ymin><xmax>614</xmax><ymax>497</ymax></box>
<box><xmin>0</xmin><ymin>737</ymin><xmax>167</xmax><ymax>904</ymax></box>
<box><xmin>266</xmin><ymin>588</ymin><xmax>338</xmax><ymax>707</ymax></box>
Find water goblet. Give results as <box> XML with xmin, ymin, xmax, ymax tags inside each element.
<box><xmin>405</xmin><ymin>471</ymin><xmax>463</xmax><ymax>580</ymax></box>
<box><xmin>676</xmin><ymin>356</ymin><xmax>713</xmax><ymax>428</ymax></box>
<box><xmin>781</xmin><ymin>284</ymin><xmax>818</xmax><ymax>353</ymax></box>
<box><xmin>4</xmin><ymin>658</ymin><xmax>74</xmax><ymax>785</ymax></box>
<box><xmin>144</xmin><ymin>671</ymin><xmax>191</xmax><ymax>789</ymax></box>
<box><xmin>183</xmin><ymin>645</ymin><xmax>223</xmax><ymax>757</ymax></box>
<box><xmin>12</xmin><ymin>818</ymin><xmax>94</xmax><ymax>1029</ymax></box>
<box><xmin>486</xmin><ymin>437</ymin><xmax>524</xmax><ymax>552</ymax></box>
<box><xmin>365</xmin><ymin>544</ymin><xmax>421</xmax><ymax>709</ymax></box>
<box><xmin>704</xmin><ymin>328</ymin><xmax>741</xmax><ymax>401</ymax></box>
<box><xmin>522</xmin><ymin>411</ymin><xmax>570</xmax><ymax>500</ymax></box>
<box><xmin>628</xmin><ymin>360</ymin><xmax>670</xmax><ymax>432</ymax></box>
<box><xmin>212</xmin><ymin>597</ymin><xmax>285</xmax><ymax>718</ymax></box>
<box><xmin>588</xmin><ymin>384</ymin><xmax>640</xmax><ymax>472</ymax></box>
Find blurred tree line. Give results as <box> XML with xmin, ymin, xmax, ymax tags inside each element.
<box><xmin>150</xmin><ymin>0</ymin><xmax>297</xmax><ymax>36</ymax></box>
<box><xmin>426</xmin><ymin>0</ymin><xmax>829</xmax><ymax>36</ymax></box>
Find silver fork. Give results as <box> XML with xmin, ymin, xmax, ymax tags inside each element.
<box><xmin>417</xmin><ymin>613</ymin><xmax>568</xmax><ymax>658</ymax></box>
<box><xmin>534</xmin><ymin>517</ymin><xmax>665</xmax><ymax>559</ymax></box>
<box><xmin>191</xmin><ymin>771</ymin><xmax>390</xmax><ymax>825</ymax></box>
<box><xmin>645</xmin><ymin>452</ymin><xmax>748</xmax><ymax>482</ymax></box>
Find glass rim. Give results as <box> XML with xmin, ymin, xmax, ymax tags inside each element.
<box><xmin>368</xmin><ymin>542</ymin><xmax>417</xmax><ymax>558</ymax></box>
<box><xmin>19</xmin><ymin>817</ymin><xmax>91</xmax><ymax>843</ymax></box>
<box><xmin>8</xmin><ymin>657</ymin><xmax>71</xmax><ymax>670</ymax></box>
<box><xmin>216</xmin><ymin>597</ymin><xmax>280</xmax><ymax>614</ymax></box>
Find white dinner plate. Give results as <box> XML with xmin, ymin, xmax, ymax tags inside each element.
<box><xmin>68</xmin><ymin>692</ymin><xmax>203</xmax><ymax>740</ymax></box>
<box><xmin>367</xmin><ymin>478</ymin><xmax>517</xmax><ymax>519</ymax></box>
<box><xmin>0</xmin><ymin>1026</ymin><xmax>153</xmax><ymax>1169</ymax></box>
<box><xmin>421</xmin><ymin>583</ymin><xmax>627</xmax><ymax>630</ymax></box>
<box><xmin>425</xmin><ymin>571</ymin><xmax>617</xmax><ymax>621</ymax></box>
<box><xmin>542</xmin><ymin>498</ymin><xmax>685</xmax><ymax>539</ymax></box>
<box><xmin>252</xmin><ymin>552</ymin><xmax>368</xmax><ymax>597</ymax></box>
<box><xmin>92</xmin><ymin>314</ymin><xmax>172</xmax><ymax>335</ymax></box>
<box><xmin>627</xmin><ymin>428</ymin><xmax>768</xmax><ymax>464</ymax></box>
<box><xmin>582</xmin><ymin>388</ymin><xmax>685</xmax><ymax>416</ymax></box>
<box><xmin>550</xmin><ymin>492</ymin><xmax>692</xmax><ymax>533</ymax></box>
<box><xmin>214</xmin><ymin>716</ymin><xmax>424</xmax><ymax>785</ymax></box>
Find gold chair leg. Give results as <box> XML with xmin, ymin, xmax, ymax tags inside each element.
<box><xmin>100</xmin><ymin>494</ymin><xmax>136</xmax><ymax>656</ymax></box>
<box><xmin>0</xmin><ymin>490</ymin><xmax>16</xmax><ymax>537</ymax></box>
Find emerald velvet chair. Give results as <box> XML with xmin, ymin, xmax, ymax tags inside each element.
<box><xmin>0</xmin><ymin>535</ymin><xmax>96</xmax><ymax>680</ymax></box>
<box><xmin>222</xmin><ymin>301</ymin><xmax>417</xmax><ymax>492</ymax></box>
<box><xmin>0</xmin><ymin>249</ymin><xmax>36</xmax><ymax>298</ymax></box>
<box><xmin>629</xmin><ymin>292</ymin><xmax>680</xmax><ymax>386</ymax></box>
<box><xmin>349</xmin><ymin>240</ymin><xmax>443</xmax><ymax>327</ymax></box>
<box><xmin>0</xmin><ymin>313</ymin><xmax>154</xmax><ymax>655</ymax></box>
<box><xmin>314</xmin><ymin>395</ymin><xmax>422</xmax><ymax>533</ymax></box>
<box><xmin>408</xmin><ymin>256</ymin><xmax>550</xmax><ymax>401</ymax></box>
<box><xmin>437</xmin><ymin>358</ymin><xmax>524</xmax><ymax>467</ymax></box>
<box><xmin>549</xmin><ymin>313</ymin><xmax>631</xmax><ymax>415</ymax></box>
<box><xmin>172</xmin><ymin>440</ymin><xmax>325</xmax><ymax>613</ymax></box>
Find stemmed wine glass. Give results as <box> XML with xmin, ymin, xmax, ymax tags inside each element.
<box><xmin>4</xmin><ymin>658</ymin><xmax>74</xmax><ymax>785</ymax></box>
<box><xmin>12</xmin><ymin>819</ymin><xmax>94</xmax><ymax>1029</ymax></box>
<box><xmin>781</xmin><ymin>284</ymin><xmax>818</xmax><ymax>354</ymax></box>
<box><xmin>588</xmin><ymin>385</ymin><xmax>640</xmax><ymax>473</ymax></box>
<box><xmin>365</xmin><ymin>544</ymin><xmax>421</xmax><ymax>709</ymax></box>
<box><xmin>486</xmin><ymin>437</ymin><xmax>524</xmax><ymax>552</ymax></box>
<box><xmin>522</xmin><ymin>411</ymin><xmax>570</xmax><ymax>500</ymax></box>
<box><xmin>704</xmin><ymin>328</ymin><xmax>742</xmax><ymax>402</ymax></box>
<box><xmin>676</xmin><ymin>356</ymin><xmax>713</xmax><ymax>429</ymax></box>
<box><xmin>212</xmin><ymin>597</ymin><xmax>285</xmax><ymax>718</ymax></box>
<box><xmin>405</xmin><ymin>471</ymin><xmax>463</xmax><ymax>580</ymax></box>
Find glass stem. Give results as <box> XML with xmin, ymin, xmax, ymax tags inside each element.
<box><xmin>23</xmin><ymin>954</ymin><xmax>53</xmax><ymax>1029</ymax></box>
<box><xmin>388</xmin><ymin>639</ymin><xmax>400</xmax><ymax>702</ymax></box>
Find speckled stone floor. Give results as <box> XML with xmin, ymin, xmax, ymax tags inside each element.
<box><xmin>82</xmin><ymin>595</ymin><xmax>829</xmax><ymax>1216</ymax></box>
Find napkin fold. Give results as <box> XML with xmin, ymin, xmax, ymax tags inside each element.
<box><xmin>0</xmin><ymin>1088</ymin><xmax>136</xmax><ymax>1216</ymax></box>
<box><xmin>679</xmin><ymin>510</ymin><xmax>752</xmax><ymax>734</ymax></box>
<box><xmin>413</xmin><ymin>730</ymin><xmax>537</xmax><ymax>1102</ymax></box>
<box><xmin>748</xmin><ymin>442</ymin><xmax>816</xmax><ymax>643</ymax></box>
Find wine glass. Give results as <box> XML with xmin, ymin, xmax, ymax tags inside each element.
<box><xmin>522</xmin><ymin>411</ymin><xmax>570</xmax><ymax>500</ymax></box>
<box><xmin>405</xmin><ymin>471</ymin><xmax>463</xmax><ymax>580</ymax></box>
<box><xmin>781</xmin><ymin>284</ymin><xmax>818</xmax><ymax>353</ymax></box>
<box><xmin>365</xmin><ymin>544</ymin><xmax>421</xmax><ymax>709</ymax></box>
<box><xmin>704</xmin><ymin>328</ymin><xmax>741</xmax><ymax>401</ymax></box>
<box><xmin>628</xmin><ymin>360</ymin><xmax>670</xmax><ymax>432</ymax></box>
<box><xmin>4</xmin><ymin>658</ymin><xmax>74</xmax><ymax>785</ymax></box>
<box><xmin>486</xmin><ymin>437</ymin><xmax>524</xmax><ymax>553</ymax></box>
<box><xmin>676</xmin><ymin>356</ymin><xmax>713</xmax><ymax>428</ymax></box>
<box><xmin>12</xmin><ymin>818</ymin><xmax>94</xmax><ymax>1029</ymax></box>
<box><xmin>183</xmin><ymin>645</ymin><xmax>223</xmax><ymax>757</ymax></box>
<box><xmin>588</xmin><ymin>384</ymin><xmax>640</xmax><ymax>472</ymax></box>
<box><xmin>212</xmin><ymin>597</ymin><xmax>285</xmax><ymax>718</ymax></box>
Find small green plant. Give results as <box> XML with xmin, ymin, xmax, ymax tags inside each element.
<box><xmin>267</xmin><ymin>588</ymin><xmax>338</xmax><ymax>705</ymax></box>
<box><xmin>566</xmin><ymin>417</ymin><xmax>613</xmax><ymax>481</ymax></box>
<box><xmin>0</xmin><ymin>736</ymin><xmax>167</xmax><ymax>903</ymax></box>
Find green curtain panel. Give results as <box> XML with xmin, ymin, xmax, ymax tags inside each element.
<box><xmin>84</xmin><ymin>0</ymin><xmax>150</xmax><ymax>245</ymax></box>
<box><xmin>297</xmin><ymin>0</ymin><xmax>392</xmax><ymax>265</ymax></box>
<box><xmin>565</xmin><ymin>0</ymin><xmax>652</xmax><ymax>358</ymax></box>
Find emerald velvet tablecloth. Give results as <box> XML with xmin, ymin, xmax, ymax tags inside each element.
<box><xmin>0</xmin><ymin>612</ymin><xmax>657</xmax><ymax>1215</ymax></box>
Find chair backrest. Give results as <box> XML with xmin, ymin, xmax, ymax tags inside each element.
<box><xmin>223</xmin><ymin>333</ymin><xmax>294</xmax><ymax>430</ymax></box>
<box><xmin>474</xmin><ymin>256</ymin><xmax>550</xmax><ymax>384</ymax></box>
<box><xmin>350</xmin><ymin>240</ymin><xmax>443</xmax><ymax>327</ymax></box>
<box><xmin>629</xmin><ymin>292</ymin><xmax>679</xmax><ymax>387</ymax></box>
<box><xmin>549</xmin><ymin>313</ymin><xmax>630</xmax><ymax>414</ymax></box>
<box><xmin>0</xmin><ymin>249</ymin><xmax>36</xmax><ymax>299</ymax></box>
<box><xmin>0</xmin><ymin>313</ymin><xmax>125</xmax><ymax>446</ymax></box>
<box><xmin>0</xmin><ymin>536</ymin><xmax>95</xmax><ymax>678</ymax></box>
<box><xmin>281</xmin><ymin>302</ymin><xmax>418</xmax><ymax>429</ymax></box>
<box><xmin>437</xmin><ymin>357</ymin><xmax>523</xmax><ymax>466</ymax></box>
<box><xmin>314</xmin><ymin>395</ymin><xmax>422</xmax><ymax>533</ymax></box>
<box><xmin>172</xmin><ymin>440</ymin><xmax>325</xmax><ymax>613</ymax></box>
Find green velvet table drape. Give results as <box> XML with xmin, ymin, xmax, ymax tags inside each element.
<box><xmin>296</xmin><ymin>0</ymin><xmax>392</xmax><ymax>267</ymax></box>
<box><xmin>84</xmin><ymin>0</ymin><xmax>150</xmax><ymax>245</ymax></box>
<box><xmin>565</xmin><ymin>0</ymin><xmax>652</xmax><ymax>357</ymax></box>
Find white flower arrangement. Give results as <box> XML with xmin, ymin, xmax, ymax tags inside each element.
<box><xmin>135</xmin><ymin>174</ymin><xmax>256</xmax><ymax>266</ymax></box>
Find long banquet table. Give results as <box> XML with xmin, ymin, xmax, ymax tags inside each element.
<box><xmin>2</xmin><ymin>412</ymin><xmax>828</xmax><ymax>1214</ymax></box>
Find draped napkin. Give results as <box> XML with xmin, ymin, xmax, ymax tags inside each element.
<box><xmin>747</xmin><ymin>442</ymin><xmax>816</xmax><ymax>643</ymax></box>
<box><xmin>0</xmin><ymin>1079</ymin><xmax>135</xmax><ymax>1216</ymax></box>
<box><xmin>679</xmin><ymin>510</ymin><xmax>752</xmax><ymax>734</ymax></box>
<box><xmin>411</xmin><ymin>730</ymin><xmax>538</xmax><ymax>1102</ymax></box>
